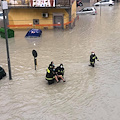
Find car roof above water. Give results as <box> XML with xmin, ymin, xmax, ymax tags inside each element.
<box><xmin>82</xmin><ymin>7</ymin><xmax>95</xmax><ymax>10</ymax></box>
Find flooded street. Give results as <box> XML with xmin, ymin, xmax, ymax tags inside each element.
<box><xmin>0</xmin><ymin>3</ymin><xmax>120</xmax><ymax>120</ymax></box>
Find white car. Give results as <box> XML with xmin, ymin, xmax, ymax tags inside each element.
<box><xmin>9</xmin><ymin>0</ymin><xmax>18</xmax><ymax>5</ymax></box>
<box><xmin>0</xmin><ymin>11</ymin><xmax>3</xmax><ymax>20</ymax></box>
<box><xmin>76</xmin><ymin>7</ymin><xmax>97</xmax><ymax>15</ymax></box>
<box><xmin>94</xmin><ymin>0</ymin><xmax>114</xmax><ymax>6</ymax></box>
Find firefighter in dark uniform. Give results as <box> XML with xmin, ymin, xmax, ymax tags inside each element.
<box><xmin>55</xmin><ymin>64</ymin><xmax>65</xmax><ymax>82</ymax></box>
<box><xmin>89</xmin><ymin>52</ymin><xmax>99</xmax><ymax>67</ymax></box>
<box><xmin>46</xmin><ymin>62</ymin><xmax>59</xmax><ymax>85</ymax></box>
<box><xmin>49</xmin><ymin>61</ymin><xmax>54</xmax><ymax>69</ymax></box>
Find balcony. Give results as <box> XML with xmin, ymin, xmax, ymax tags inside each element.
<box><xmin>7</xmin><ymin>0</ymin><xmax>71</xmax><ymax>8</ymax></box>
<box><xmin>56</xmin><ymin>0</ymin><xmax>70</xmax><ymax>7</ymax></box>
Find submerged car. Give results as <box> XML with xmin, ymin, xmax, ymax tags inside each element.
<box><xmin>76</xmin><ymin>7</ymin><xmax>97</xmax><ymax>15</ymax></box>
<box><xmin>94</xmin><ymin>0</ymin><xmax>114</xmax><ymax>6</ymax></box>
<box><xmin>25</xmin><ymin>29</ymin><xmax>42</xmax><ymax>37</ymax></box>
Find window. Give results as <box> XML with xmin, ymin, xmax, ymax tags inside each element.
<box><xmin>33</xmin><ymin>19</ymin><xmax>39</xmax><ymax>25</ymax></box>
<box><xmin>83</xmin><ymin>8</ymin><xmax>87</xmax><ymax>11</ymax></box>
<box><xmin>101</xmin><ymin>0</ymin><xmax>106</xmax><ymax>2</ymax></box>
<box><xmin>87</xmin><ymin>9</ymin><xmax>93</xmax><ymax>11</ymax></box>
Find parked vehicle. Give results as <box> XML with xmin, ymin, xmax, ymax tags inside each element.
<box><xmin>94</xmin><ymin>0</ymin><xmax>114</xmax><ymax>6</ymax></box>
<box><xmin>0</xmin><ymin>11</ymin><xmax>3</xmax><ymax>20</ymax></box>
<box><xmin>76</xmin><ymin>7</ymin><xmax>97</xmax><ymax>15</ymax></box>
<box><xmin>0</xmin><ymin>11</ymin><xmax>7</xmax><ymax>20</ymax></box>
<box><xmin>9</xmin><ymin>0</ymin><xmax>18</xmax><ymax>5</ymax></box>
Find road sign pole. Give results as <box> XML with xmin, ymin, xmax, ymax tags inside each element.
<box><xmin>1</xmin><ymin>1</ymin><xmax>12</xmax><ymax>80</ymax></box>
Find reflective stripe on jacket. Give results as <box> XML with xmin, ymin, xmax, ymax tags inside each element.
<box><xmin>46</xmin><ymin>67</ymin><xmax>54</xmax><ymax>80</ymax></box>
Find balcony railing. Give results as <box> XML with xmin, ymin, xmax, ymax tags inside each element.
<box><xmin>7</xmin><ymin>0</ymin><xmax>71</xmax><ymax>8</ymax></box>
<box><xmin>56</xmin><ymin>0</ymin><xmax>70</xmax><ymax>7</ymax></box>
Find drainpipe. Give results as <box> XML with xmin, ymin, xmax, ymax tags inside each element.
<box><xmin>69</xmin><ymin>8</ymin><xmax>72</xmax><ymax>29</ymax></box>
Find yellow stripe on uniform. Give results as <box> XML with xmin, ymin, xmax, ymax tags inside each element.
<box><xmin>46</xmin><ymin>76</ymin><xmax>55</xmax><ymax>80</ymax></box>
<box><xmin>47</xmin><ymin>68</ymin><xmax>50</xmax><ymax>73</ymax></box>
<box><xmin>46</xmin><ymin>77</ymin><xmax>53</xmax><ymax>80</ymax></box>
<box><xmin>93</xmin><ymin>56</ymin><xmax>96</xmax><ymax>59</ymax></box>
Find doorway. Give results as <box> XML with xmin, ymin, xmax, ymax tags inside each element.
<box><xmin>53</xmin><ymin>14</ymin><xmax>64</xmax><ymax>29</ymax></box>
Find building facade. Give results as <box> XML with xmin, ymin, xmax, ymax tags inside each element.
<box><xmin>6</xmin><ymin>0</ymin><xmax>77</xmax><ymax>29</ymax></box>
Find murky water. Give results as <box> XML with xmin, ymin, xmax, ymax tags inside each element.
<box><xmin>0</xmin><ymin>3</ymin><xmax>120</xmax><ymax>120</ymax></box>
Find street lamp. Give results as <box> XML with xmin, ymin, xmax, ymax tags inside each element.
<box><xmin>1</xmin><ymin>0</ymin><xmax>12</xmax><ymax>80</ymax></box>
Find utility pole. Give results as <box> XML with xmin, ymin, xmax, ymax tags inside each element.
<box><xmin>1</xmin><ymin>0</ymin><xmax>12</xmax><ymax>80</ymax></box>
<box><xmin>100</xmin><ymin>3</ymin><xmax>101</xmax><ymax>16</ymax></box>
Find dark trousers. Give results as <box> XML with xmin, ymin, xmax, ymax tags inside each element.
<box><xmin>91</xmin><ymin>63</ymin><xmax>94</xmax><ymax>67</ymax></box>
<box><xmin>47</xmin><ymin>79</ymin><xmax>55</xmax><ymax>85</ymax></box>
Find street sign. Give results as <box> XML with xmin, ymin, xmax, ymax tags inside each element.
<box><xmin>32</xmin><ymin>50</ymin><xmax>37</xmax><ymax>58</ymax></box>
<box><xmin>32</xmin><ymin>50</ymin><xmax>38</xmax><ymax>70</ymax></box>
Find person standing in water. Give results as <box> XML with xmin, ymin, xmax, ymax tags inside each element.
<box><xmin>89</xmin><ymin>52</ymin><xmax>99</xmax><ymax>67</ymax></box>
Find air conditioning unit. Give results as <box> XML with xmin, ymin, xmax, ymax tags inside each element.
<box><xmin>42</xmin><ymin>13</ymin><xmax>49</xmax><ymax>18</ymax></box>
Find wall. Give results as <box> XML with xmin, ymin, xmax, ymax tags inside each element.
<box><xmin>71</xmin><ymin>0</ymin><xmax>76</xmax><ymax>28</ymax></box>
<box><xmin>71</xmin><ymin>0</ymin><xmax>76</xmax><ymax>19</ymax></box>
<box><xmin>8</xmin><ymin>8</ymin><xmax>69</xmax><ymax>29</ymax></box>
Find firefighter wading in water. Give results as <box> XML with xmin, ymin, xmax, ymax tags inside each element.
<box><xmin>46</xmin><ymin>61</ymin><xmax>59</xmax><ymax>85</ymax></box>
<box><xmin>89</xmin><ymin>52</ymin><xmax>99</xmax><ymax>67</ymax></box>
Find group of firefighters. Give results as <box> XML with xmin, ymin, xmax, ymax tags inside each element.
<box><xmin>46</xmin><ymin>61</ymin><xmax>66</xmax><ymax>85</ymax></box>
<box><xmin>0</xmin><ymin>52</ymin><xmax>99</xmax><ymax>84</ymax></box>
<box><xmin>46</xmin><ymin>52</ymin><xmax>99</xmax><ymax>85</ymax></box>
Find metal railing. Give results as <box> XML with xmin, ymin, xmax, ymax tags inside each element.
<box><xmin>56</xmin><ymin>0</ymin><xmax>70</xmax><ymax>6</ymax></box>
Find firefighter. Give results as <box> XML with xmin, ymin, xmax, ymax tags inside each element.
<box><xmin>89</xmin><ymin>52</ymin><xmax>99</xmax><ymax>67</ymax></box>
<box><xmin>46</xmin><ymin>64</ymin><xmax>59</xmax><ymax>85</ymax></box>
<box><xmin>49</xmin><ymin>61</ymin><xmax>55</xmax><ymax>69</ymax></box>
<box><xmin>55</xmin><ymin>64</ymin><xmax>65</xmax><ymax>82</ymax></box>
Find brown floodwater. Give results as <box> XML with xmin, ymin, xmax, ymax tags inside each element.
<box><xmin>0</xmin><ymin>3</ymin><xmax>120</xmax><ymax>120</ymax></box>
